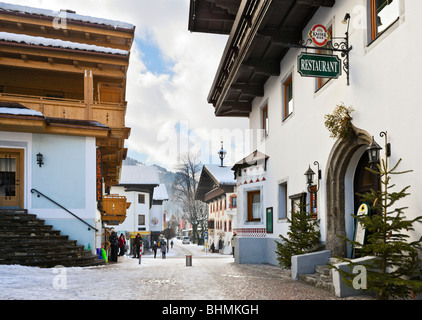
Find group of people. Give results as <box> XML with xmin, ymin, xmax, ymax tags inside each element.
<box><xmin>108</xmin><ymin>229</ymin><xmax>175</xmax><ymax>262</ymax></box>
<box><xmin>152</xmin><ymin>240</ymin><xmax>173</xmax><ymax>259</ymax></box>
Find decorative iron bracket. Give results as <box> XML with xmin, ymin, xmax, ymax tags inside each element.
<box><xmin>278</xmin><ymin>21</ymin><xmax>352</xmax><ymax>85</ymax></box>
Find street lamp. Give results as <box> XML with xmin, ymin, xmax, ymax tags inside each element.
<box><xmin>304</xmin><ymin>161</ymin><xmax>321</xmax><ymax>192</ymax></box>
<box><xmin>366</xmin><ymin>131</ymin><xmax>391</xmax><ymax>167</ymax></box>
<box><xmin>36</xmin><ymin>153</ymin><xmax>44</xmax><ymax>167</ymax></box>
<box><xmin>218</xmin><ymin>141</ymin><xmax>227</xmax><ymax>167</ymax></box>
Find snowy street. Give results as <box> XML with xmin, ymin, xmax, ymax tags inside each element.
<box><xmin>0</xmin><ymin>238</ymin><xmax>355</xmax><ymax>301</ymax></box>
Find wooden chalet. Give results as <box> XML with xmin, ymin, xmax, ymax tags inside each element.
<box><xmin>0</xmin><ymin>3</ymin><xmax>135</xmax><ymax>190</ymax></box>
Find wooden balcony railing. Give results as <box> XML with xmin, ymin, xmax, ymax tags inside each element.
<box><xmin>0</xmin><ymin>92</ymin><xmax>127</xmax><ymax>129</ymax></box>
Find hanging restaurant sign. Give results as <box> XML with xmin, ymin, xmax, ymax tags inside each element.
<box><xmin>297</xmin><ymin>53</ymin><xmax>342</xmax><ymax>79</ymax></box>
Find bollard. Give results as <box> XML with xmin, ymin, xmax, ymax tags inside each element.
<box><xmin>186</xmin><ymin>255</ymin><xmax>192</xmax><ymax>267</ymax></box>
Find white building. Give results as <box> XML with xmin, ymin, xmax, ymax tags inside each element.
<box><xmin>189</xmin><ymin>0</ymin><xmax>422</xmax><ymax>264</ymax></box>
<box><xmin>108</xmin><ymin>165</ymin><xmax>160</xmax><ymax>250</ymax></box>
<box><xmin>150</xmin><ymin>183</ymin><xmax>169</xmax><ymax>244</ymax></box>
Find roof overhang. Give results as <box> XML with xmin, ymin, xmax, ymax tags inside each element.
<box><xmin>206</xmin><ymin>0</ymin><xmax>335</xmax><ymax>117</ymax></box>
<box><xmin>188</xmin><ymin>0</ymin><xmax>241</xmax><ymax>35</ymax></box>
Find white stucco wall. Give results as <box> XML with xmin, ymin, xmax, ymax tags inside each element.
<box><xmin>236</xmin><ymin>0</ymin><xmax>422</xmax><ymax>262</ymax></box>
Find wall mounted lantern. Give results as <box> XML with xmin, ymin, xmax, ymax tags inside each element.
<box><xmin>218</xmin><ymin>141</ymin><xmax>227</xmax><ymax>167</ymax></box>
<box><xmin>305</xmin><ymin>161</ymin><xmax>321</xmax><ymax>192</ymax></box>
<box><xmin>36</xmin><ymin>153</ymin><xmax>44</xmax><ymax>167</ymax></box>
<box><xmin>366</xmin><ymin>131</ymin><xmax>391</xmax><ymax>167</ymax></box>
<box><xmin>367</xmin><ymin>136</ymin><xmax>382</xmax><ymax>165</ymax></box>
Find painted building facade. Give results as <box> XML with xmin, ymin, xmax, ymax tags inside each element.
<box><xmin>189</xmin><ymin>0</ymin><xmax>422</xmax><ymax>264</ymax></box>
<box><xmin>196</xmin><ymin>164</ymin><xmax>237</xmax><ymax>254</ymax></box>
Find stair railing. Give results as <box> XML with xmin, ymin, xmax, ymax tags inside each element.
<box><xmin>30</xmin><ymin>188</ymin><xmax>99</xmax><ymax>232</ymax></box>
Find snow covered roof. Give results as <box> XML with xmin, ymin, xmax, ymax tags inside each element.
<box><xmin>204</xmin><ymin>164</ymin><xmax>236</xmax><ymax>186</ymax></box>
<box><xmin>0</xmin><ymin>105</ymin><xmax>43</xmax><ymax>117</ymax></box>
<box><xmin>0</xmin><ymin>2</ymin><xmax>134</xmax><ymax>30</ymax></box>
<box><xmin>153</xmin><ymin>184</ymin><xmax>169</xmax><ymax>201</ymax></box>
<box><xmin>0</xmin><ymin>31</ymin><xmax>128</xmax><ymax>55</ymax></box>
<box><xmin>119</xmin><ymin>165</ymin><xmax>160</xmax><ymax>186</ymax></box>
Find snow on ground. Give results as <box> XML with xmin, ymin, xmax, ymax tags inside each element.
<box><xmin>0</xmin><ymin>239</ymin><xmax>232</xmax><ymax>300</ymax></box>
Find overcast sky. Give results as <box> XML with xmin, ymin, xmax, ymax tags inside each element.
<box><xmin>7</xmin><ymin>0</ymin><xmax>249</xmax><ymax>170</ymax></box>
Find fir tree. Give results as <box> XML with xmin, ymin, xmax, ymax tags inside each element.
<box><xmin>332</xmin><ymin>132</ymin><xmax>422</xmax><ymax>300</ymax></box>
<box><xmin>275</xmin><ymin>204</ymin><xmax>322</xmax><ymax>269</ymax></box>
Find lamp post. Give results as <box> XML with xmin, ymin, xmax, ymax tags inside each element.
<box><xmin>218</xmin><ymin>141</ymin><xmax>226</xmax><ymax>167</ymax></box>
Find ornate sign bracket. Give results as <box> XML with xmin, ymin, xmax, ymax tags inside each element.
<box><xmin>279</xmin><ymin>22</ymin><xmax>352</xmax><ymax>85</ymax></box>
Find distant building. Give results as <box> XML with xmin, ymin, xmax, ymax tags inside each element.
<box><xmin>196</xmin><ymin>164</ymin><xmax>237</xmax><ymax>254</ymax></box>
<box><xmin>151</xmin><ymin>183</ymin><xmax>169</xmax><ymax>244</ymax></box>
<box><xmin>108</xmin><ymin>165</ymin><xmax>164</xmax><ymax>251</ymax></box>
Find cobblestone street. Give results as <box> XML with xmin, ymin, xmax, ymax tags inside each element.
<box><xmin>0</xmin><ymin>239</ymin><xmax>366</xmax><ymax>301</ymax></box>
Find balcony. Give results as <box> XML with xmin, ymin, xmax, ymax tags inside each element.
<box><xmin>101</xmin><ymin>194</ymin><xmax>131</xmax><ymax>225</ymax></box>
<box><xmin>0</xmin><ymin>92</ymin><xmax>130</xmax><ymax>188</ymax></box>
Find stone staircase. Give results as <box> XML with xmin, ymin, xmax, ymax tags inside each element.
<box><xmin>298</xmin><ymin>263</ymin><xmax>335</xmax><ymax>294</ymax></box>
<box><xmin>0</xmin><ymin>209</ymin><xmax>105</xmax><ymax>268</ymax></box>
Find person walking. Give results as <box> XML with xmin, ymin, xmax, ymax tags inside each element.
<box><xmin>170</xmin><ymin>240</ymin><xmax>174</xmax><ymax>249</ymax></box>
<box><xmin>133</xmin><ymin>234</ymin><xmax>142</xmax><ymax>258</ymax></box>
<box><xmin>231</xmin><ymin>233</ymin><xmax>236</xmax><ymax>258</ymax></box>
<box><xmin>161</xmin><ymin>241</ymin><xmax>167</xmax><ymax>259</ymax></box>
<box><xmin>118</xmin><ymin>234</ymin><xmax>126</xmax><ymax>256</ymax></box>
<box><xmin>109</xmin><ymin>230</ymin><xmax>119</xmax><ymax>262</ymax></box>
<box><xmin>153</xmin><ymin>241</ymin><xmax>158</xmax><ymax>258</ymax></box>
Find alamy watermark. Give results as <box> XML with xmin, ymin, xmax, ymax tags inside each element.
<box><xmin>52</xmin><ymin>265</ymin><xmax>67</xmax><ymax>290</ymax></box>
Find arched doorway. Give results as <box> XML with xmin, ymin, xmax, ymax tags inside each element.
<box><xmin>325</xmin><ymin>125</ymin><xmax>372</xmax><ymax>257</ymax></box>
<box><xmin>353</xmin><ymin>151</ymin><xmax>380</xmax><ymax>215</ymax></box>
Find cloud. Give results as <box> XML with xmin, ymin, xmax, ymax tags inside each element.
<box><xmin>7</xmin><ymin>0</ymin><xmax>250</xmax><ymax>170</ymax></box>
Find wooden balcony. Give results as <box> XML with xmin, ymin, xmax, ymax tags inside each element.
<box><xmin>0</xmin><ymin>92</ymin><xmax>130</xmax><ymax>188</ymax></box>
<box><xmin>101</xmin><ymin>194</ymin><xmax>131</xmax><ymax>225</ymax></box>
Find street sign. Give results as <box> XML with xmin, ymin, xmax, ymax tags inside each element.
<box><xmin>297</xmin><ymin>53</ymin><xmax>342</xmax><ymax>79</ymax></box>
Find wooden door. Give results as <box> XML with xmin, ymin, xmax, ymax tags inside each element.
<box><xmin>0</xmin><ymin>149</ymin><xmax>24</xmax><ymax>209</ymax></box>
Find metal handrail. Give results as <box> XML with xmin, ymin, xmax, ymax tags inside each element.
<box><xmin>30</xmin><ymin>188</ymin><xmax>98</xmax><ymax>232</ymax></box>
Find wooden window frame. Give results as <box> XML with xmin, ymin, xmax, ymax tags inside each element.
<box><xmin>138</xmin><ymin>214</ymin><xmax>145</xmax><ymax>225</ymax></box>
<box><xmin>370</xmin><ymin>0</ymin><xmax>400</xmax><ymax>42</ymax></box>
<box><xmin>138</xmin><ymin>194</ymin><xmax>145</xmax><ymax>204</ymax></box>
<box><xmin>283</xmin><ymin>75</ymin><xmax>293</xmax><ymax>120</ymax></box>
<box><xmin>247</xmin><ymin>190</ymin><xmax>261</xmax><ymax>222</ymax></box>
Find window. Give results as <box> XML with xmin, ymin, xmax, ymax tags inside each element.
<box><xmin>278</xmin><ymin>183</ymin><xmax>288</xmax><ymax>219</ymax></box>
<box><xmin>266</xmin><ymin>207</ymin><xmax>273</xmax><ymax>233</ymax></box>
<box><xmin>316</xmin><ymin>25</ymin><xmax>333</xmax><ymax>91</ymax></box>
<box><xmin>138</xmin><ymin>215</ymin><xmax>145</xmax><ymax>225</ymax></box>
<box><xmin>261</xmin><ymin>105</ymin><xmax>269</xmax><ymax>138</ymax></box>
<box><xmin>229</xmin><ymin>195</ymin><xmax>237</xmax><ymax>209</ymax></box>
<box><xmin>283</xmin><ymin>75</ymin><xmax>293</xmax><ymax>120</ymax></box>
<box><xmin>138</xmin><ymin>194</ymin><xmax>145</xmax><ymax>204</ymax></box>
<box><xmin>370</xmin><ymin>0</ymin><xmax>400</xmax><ymax>41</ymax></box>
<box><xmin>247</xmin><ymin>190</ymin><xmax>261</xmax><ymax>221</ymax></box>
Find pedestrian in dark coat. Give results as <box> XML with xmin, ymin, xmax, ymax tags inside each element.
<box><xmin>161</xmin><ymin>241</ymin><xmax>167</xmax><ymax>259</ymax></box>
<box><xmin>133</xmin><ymin>234</ymin><xmax>142</xmax><ymax>258</ymax></box>
<box><xmin>109</xmin><ymin>230</ymin><xmax>119</xmax><ymax>262</ymax></box>
<box><xmin>153</xmin><ymin>241</ymin><xmax>158</xmax><ymax>258</ymax></box>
